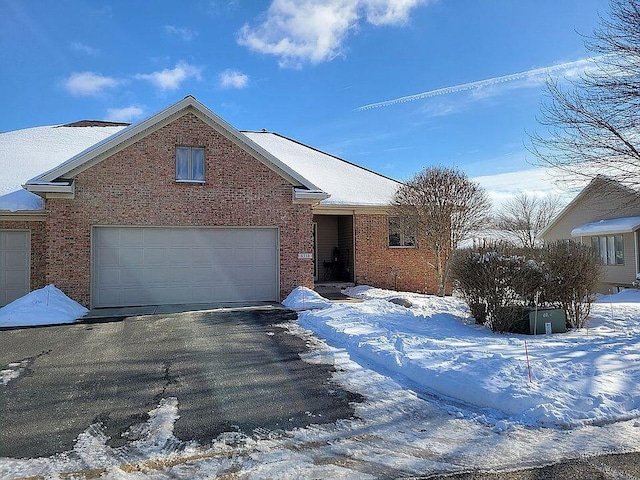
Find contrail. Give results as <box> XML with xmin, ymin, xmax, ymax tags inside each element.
<box><xmin>356</xmin><ymin>57</ymin><xmax>598</xmax><ymax>111</ymax></box>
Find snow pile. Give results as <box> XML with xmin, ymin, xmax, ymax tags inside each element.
<box><xmin>0</xmin><ymin>189</ymin><xmax>44</xmax><ymax>211</ymax></box>
<box><xmin>0</xmin><ymin>285</ymin><xmax>88</xmax><ymax>327</ymax></box>
<box><xmin>596</xmin><ymin>288</ymin><xmax>640</xmax><ymax>303</ymax></box>
<box><xmin>299</xmin><ymin>286</ymin><xmax>640</xmax><ymax>428</ymax></box>
<box><xmin>282</xmin><ymin>286</ymin><xmax>333</xmax><ymax>310</ymax></box>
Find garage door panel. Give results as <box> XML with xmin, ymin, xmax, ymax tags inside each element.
<box><xmin>5</xmin><ymin>269</ymin><xmax>28</xmax><ymax>285</ymax></box>
<box><xmin>230</xmin><ymin>248</ymin><xmax>256</xmax><ymax>265</ymax></box>
<box><xmin>4</xmin><ymin>231</ymin><xmax>29</xmax><ymax>248</ymax></box>
<box><xmin>140</xmin><ymin>230</ymin><xmax>162</xmax><ymax>247</ymax></box>
<box><xmin>96</xmin><ymin>228</ymin><xmax>121</xmax><ymax>246</ymax></box>
<box><xmin>1</xmin><ymin>230</ymin><xmax>30</xmax><ymax>307</ymax></box>
<box><xmin>97</xmin><ymin>268</ymin><xmax>120</xmax><ymax>286</ymax></box>
<box><xmin>253</xmin><ymin>266</ymin><xmax>277</xmax><ymax>282</ymax></box>
<box><xmin>119</xmin><ymin>268</ymin><xmax>145</xmax><ymax>286</ymax></box>
<box><xmin>5</xmin><ymin>250</ymin><xmax>29</xmax><ymax>267</ymax></box>
<box><xmin>144</xmin><ymin>267</ymin><xmax>171</xmax><ymax>285</ymax></box>
<box><xmin>93</xmin><ymin>227</ymin><xmax>278</xmax><ymax>307</ymax></box>
<box><xmin>96</xmin><ymin>247</ymin><xmax>120</xmax><ymax>266</ymax></box>
<box><xmin>119</xmin><ymin>228</ymin><xmax>144</xmax><ymax>245</ymax></box>
<box><xmin>166</xmin><ymin>248</ymin><xmax>191</xmax><ymax>265</ymax></box>
<box><xmin>144</xmin><ymin>248</ymin><xmax>167</xmax><ymax>265</ymax></box>
<box><xmin>254</xmin><ymin>247</ymin><xmax>276</xmax><ymax>265</ymax></box>
<box><xmin>119</xmin><ymin>247</ymin><xmax>144</xmax><ymax>266</ymax></box>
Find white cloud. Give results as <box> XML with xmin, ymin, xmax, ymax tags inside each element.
<box><xmin>238</xmin><ymin>0</ymin><xmax>427</xmax><ymax>68</ymax></box>
<box><xmin>219</xmin><ymin>69</ymin><xmax>249</xmax><ymax>89</ymax></box>
<box><xmin>163</xmin><ymin>25</ymin><xmax>197</xmax><ymax>41</ymax></box>
<box><xmin>64</xmin><ymin>71</ymin><xmax>120</xmax><ymax>96</ymax></box>
<box><xmin>363</xmin><ymin>0</ymin><xmax>426</xmax><ymax>25</ymax></box>
<box><xmin>357</xmin><ymin>57</ymin><xmax>600</xmax><ymax>111</ymax></box>
<box><xmin>69</xmin><ymin>41</ymin><xmax>99</xmax><ymax>55</ymax></box>
<box><xmin>135</xmin><ymin>61</ymin><xmax>202</xmax><ymax>91</ymax></box>
<box><xmin>105</xmin><ymin>106</ymin><xmax>145</xmax><ymax>123</ymax></box>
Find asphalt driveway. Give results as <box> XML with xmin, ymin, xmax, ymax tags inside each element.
<box><xmin>0</xmin><ymin>306</ymin><xmax>361</xmax><ymax>459</ymax></box>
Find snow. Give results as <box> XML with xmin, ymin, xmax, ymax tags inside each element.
<box><xmin>0</xmin><ymin>285</ymin><xmax>88</xmax><ymax>327</ymax></box>
<box><xmin>243</xmin><ymin>131</ymin><xmax>400</xmax><ymax>206</ymax></box>
<box><xmin>299</xmin><ymin>285</ymin><xmax>640</xmax><ymax>428</ymax></box>
<box><xmin>0</xmin><ymin>188</ymin><xmax>44</xmax><ymax>211</ymax></box>
<box><xmin>282</xmin><ymin>286</ymin><xmax>333</xmax><ymax>310</ymax></box>
<box><xmin>2</xmin><ymin>286</ymin><xmax>640</xmax><ymax>478</ymax></box>
<box><xmin>571</xmin><ymin>215</ymin><xmax>640</xmax><ymax>236</ymax></box>
<box><xmin>0</xmin><ymin>124</ymin><xmax>127</xmax><ymax>195</ymax></box>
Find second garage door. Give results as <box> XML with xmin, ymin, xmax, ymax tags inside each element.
<box><xmin>0</xmin><ymin>230</ymin><xmax>30</xmax><ymax>307</ymax></box>
<box><xmin>93</xmin><ymin>226</ymin><xmax>278</xmax><ymax>308</ymax></box>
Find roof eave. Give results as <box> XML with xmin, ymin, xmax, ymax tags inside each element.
<box><xmin>28</xmin><ymin>96</ymin><xmax>321</xmax><ymax>193</ymax></box>
<box><xmin>293</xmin><ymin>188</ymin><xmax>330</xmax><ymax>204</ymax></box>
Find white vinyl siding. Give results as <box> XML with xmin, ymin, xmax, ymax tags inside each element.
<box><xmin>176</xmin><ymin>146</ymin><xmax>205</xmax><ymax>182</ymax></box>
<box><xmin>0</xmin><ymin>230</ymin><xmax>30</xmax><ymax>306</ymax></box>
<box><xmin>92</xmin><ymin>226</ymin><xmax>278</xmax><ymax>307</ymax></box>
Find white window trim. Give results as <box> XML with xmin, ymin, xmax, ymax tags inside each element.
<box><xmin>176</xmin><ymin>146</ymin><xmax>205</xmax><ymax>182</ymax></box>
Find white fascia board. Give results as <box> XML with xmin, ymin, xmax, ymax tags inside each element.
<box><xmin>25</xmin><ymin>181</ymin><xmax>74</xmax><ymax>194</ymax></box>
<box><xmin>293</xmin><ymin>188</ymin><xmax>330</xmax><ymax>203</ymax></box>
<box><xmin>27</xmin><ymin>96</ymin><xmax>320</xmax><ymax>192</ymax></box>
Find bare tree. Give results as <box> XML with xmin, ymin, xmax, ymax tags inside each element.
<box><xmin>530</xmin><ymin>0</ymin><xmax>640</xmax><ymax>189</ymax></box>
<box><xmin>496</xmin><ymin>193</ymin><xmax>562</xmax><ymax>249</ymax></box>
<box><xmin>392</xmin><ymin>166</ymin><xmax>491</xmax><ymax>296</ymax></box>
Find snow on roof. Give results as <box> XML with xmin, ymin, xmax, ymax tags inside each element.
<box><xmin>1</xmin><ymin>121</ymin><xmax>398</xmax><ymax>208</ymax></box>
<box><xmin>571</xmin><ymin>216</ymin><xmax>640</xmax><ymax>236</ymax></box>
<box><xmin>0</xmin><ymin>189</ymin><xmax>44</xmax><ymax>212</ymax></box>
<box><xmin>243</xmin><ymin>132</ymin><xmax>400</xmax><ymax>206</ymax></box>
<box><xmin>0</xmin><ymin>123</ymin><xmax>128</xmax><ymax>195</ymax></box>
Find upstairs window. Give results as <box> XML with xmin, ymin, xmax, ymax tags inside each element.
<box><xmin>591</xmin><ymin>235</ymin><xmax>624</xmax><ymax>265</ymax></box>
<box><xmin>176</xmin><ymin>146</ymin><xmax>205</xmax><ymax>182</ymax></box>
<box><xmin>389</xmin><ymin>216</ymin><xmax>416</xmax><ymax>248</ymax></box>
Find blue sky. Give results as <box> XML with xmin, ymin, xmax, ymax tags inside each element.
<box><xmin>0</xmin><ymin>0</ymin><xmax>610</xmax><ymax>183</ymax></box>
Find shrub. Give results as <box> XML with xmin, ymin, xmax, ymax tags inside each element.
<box><xmin>541</xmin><ymin>241</ymin><xmax>601</xmax><ymax>328</ymax></box>
<box><xmin>451</xmin><ymin>241</ymin><xmax>600</xmax><ymax>331</ymax></box>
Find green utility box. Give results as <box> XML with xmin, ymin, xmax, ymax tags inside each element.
<box><xmin>526</xmin><ymin>308</ymin><xmax>567</xmax><ymax>335</ymax></box>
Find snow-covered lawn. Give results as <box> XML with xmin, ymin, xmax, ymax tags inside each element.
<box><xmin>295</xmin><ymin>285</ymin><xmax>640</xmax><ymax>429</ymax></box>
<box><xmin>2</xmin><ymin>286</ymin><xmax>640</xmax><ymax>478</ymax></box>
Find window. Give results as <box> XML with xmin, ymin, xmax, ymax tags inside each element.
<box><xmin>591</xmin><ymin>235</ymin><xmax>624</xmax><ymax>265</ymax></box>
<box><xmin>388</xmin><ymin>217</ymin><xmax>416</xmax><ymax>247</ymax></box>
<box><xmin>176</xmin><ymin>146</ymin><xmax>205</xmax><ymax>182</ymax></box>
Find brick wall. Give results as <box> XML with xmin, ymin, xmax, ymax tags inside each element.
<box><xmin>354</xmin><ymin>214</ymin><xmax>438</xmax><ymax>294</ymax></box>
<box><xmin>0</xmin><ymin>220</ymin><xmax>47</xmax><ymax>291</ymax></box>
<box><xmin>45</xmin><ymin>111</ymin><xmax>314</xmax><ymax>306</ymax></box>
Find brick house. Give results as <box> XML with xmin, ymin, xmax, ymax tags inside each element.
<box><xmin>0</xmin><ymin>96</ymin><xmax>437</xmax><ymax>308</ymax></box>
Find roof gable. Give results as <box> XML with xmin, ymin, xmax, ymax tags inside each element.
<box><xmin>540</xmin><ymin>176</ymin><xmax>640</xmax><ymax>238</ymax></box>
<box><xmin>26</xmin><ymin>96</ymin><xmax>320</xmax><ymax>193</ymax></box>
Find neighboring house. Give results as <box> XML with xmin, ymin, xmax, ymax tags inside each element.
<box><xmin>0</xmin><ymin>96</ymin><xmax>437</xmax><ymax>307</ymax></box>
<box><xmin>541</xmin><ymin>176</ymin><xmax>640</xmax><ymax>293</ymax></box>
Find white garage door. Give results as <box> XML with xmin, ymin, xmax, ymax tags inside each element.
<box><xmin>92</xmin><ymin>227</ymin><xmax>278</xmax><ymax>308</ymax></box>
<box><xmin>0</xmin><ymin>230</ymin><xmax>30</xmax><ymax>307</ymax></box>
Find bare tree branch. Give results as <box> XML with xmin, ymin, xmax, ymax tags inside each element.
<box><xmin>391</xmin><ymin>166</ymin><xmax>491</xmax><ymax>296</ymax></box>
<box><xmin>495</xmin><ymin>193</ymin><xmax>562</xmax><ymax>249</ymax></box>
<box><xmin>530</xmin><ymin>0</ymin><xmax>640</xmax><ymax>188</ymax></box>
